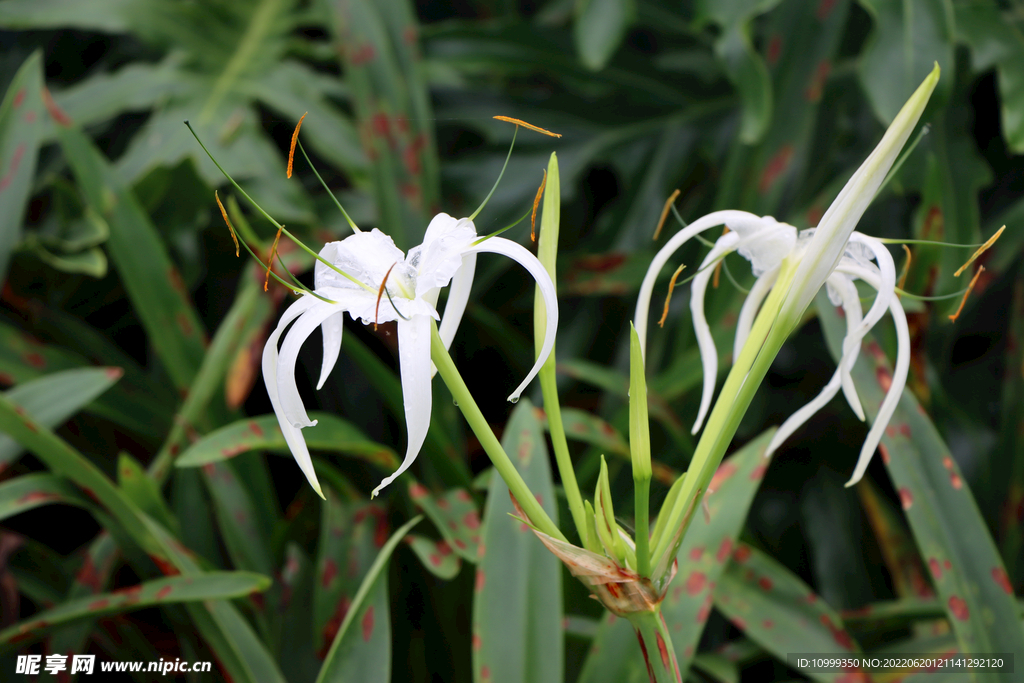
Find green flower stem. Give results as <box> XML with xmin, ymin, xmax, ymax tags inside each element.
<box><xmin>629</xmin><ymin>324</ymin><xmax>653</xmax><ymax>577</ymax></box>
<box><xmin>650</xmin><ymin>258</ymin><xmax>799</xmax><ymax>572</ymax></box>
<box><xmin>533</xmin><ymin>152</ymin><xmax>588</xmax><ymax>544</ymax></box>
<box><xmin>430</xmin><ymin>321</ymin><xmax>565</xmax><ymax>542</ymax></box>
<box><xmin>627</xmin><ymin>609</ymin><xmax>681</xmax><ymax>683</ymax></box>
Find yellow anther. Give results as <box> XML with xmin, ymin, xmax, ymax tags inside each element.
<box><xmin>712</xmin><ymin>227</ymin><xmax>730</xmax><ymax>289</ymax></box>
<box><xmin>214</xmin><ymin>191</ymin><xmax>239</xmax><ymax>257</ymax></box>
<box><xmin>531</xmin><ymin>168</ymin><xmax>547</xmax><ymax>242</ymax></box>
<box><xmin>949</xmin><ymin>266</ymin><xmax>985</xmax><ymax>322</ymax></box>
<box><xmin>493</xmin><ymin>116</ymin><xmax>561</xmax><ymax>138</ymax></box>
<box><xmin>653</xmin><ymin>189</ymin><xmax>680</xmax><ymax>241</ymax></box>
<box><xmin>287</xmin><ymin>112</ymin><xmax>307</xmax><ymax>179</ymax></box>
<box><xmin>897</xmin><ymin>244</ymin><xmax>912</xmax><ymax>294</ymax></box>
<box><xmin>954</xmin><ymin>225</ymin><xmax>1004</xmax><ymax>277</ymax></box>
<box><xmin>657</xmin><ymin>264</ymin><xmax>687</xmax><ymax>328</ymax></box>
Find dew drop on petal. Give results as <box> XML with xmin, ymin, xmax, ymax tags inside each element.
<box><xmin>509</xmin><ymin>396</ymin><xmax>519</xmax><ymax>404</ymax></box>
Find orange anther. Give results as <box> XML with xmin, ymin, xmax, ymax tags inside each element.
<box><xmin>897</xmin><ymin>244</ymin><xmax>912</xmax><ymax>293</ymax></box>
<box><xmin>954</xmin><ymin>225</ymin><xmax>1004</xmax><ymax>277</ymax></box>
<box><xmin>531</xmin><ymin>168</ymin><xmax>547</xmax><ymax>242</ymax></box>
<box><xmin>653</xmin><ymin>189</ymin><xmax>680</xmax><ymax>241</ymax></box>
<box><xmin>375</xmin><ymin>262</ymin><xmax>398</xmax><ymax>330</ymax></box>
<box><xmin>492</xmin><ymin>116</ymin><xmax>561</xmax><ymax>138</ymax></box>
<box><xmin>265</xmin><ymin>226</ymin><xmax>284</xmax><ymax>292</ymax></box>
<box><xmin>287</xmin><ymin>112</ymin><xmax>307</xmax><ymax>179</ymax></box>
<box><xmin>712</xmin><ymin>227</ymin><xmax>730</xmax><ymax>289</ymax></box>
<box><xmin>949</xmin><ymin>266</ymin><xmax>985</xmax><ymax>322</ymax></box>
<box><xmin>214</xmin><ymin>191</ymin><xmax>239</xmax><ymax>257</ymax></box>
<box><xmin>658</xmin><ymin>264</ymin><xmax>687</xmax><ymax>327</ymax></box>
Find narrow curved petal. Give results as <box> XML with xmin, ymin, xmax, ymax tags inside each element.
<box><xmin>317</xmin><ymin>311</ymin><xmax>345</xmax><ymax>391</ymax></box>
<box><xmin>634</xmin><ymin>210</ymin><xmax>763</xmax><ymax>357</ymax></box>
<box><xmin>828</xmin><ymin>274</ymin><xmax>866</xmax><ymax>420</ymax></box>
<box><xmin>689</xmin><ymin>232</ymin><xmax>740</xmax><ymax>434</ymax></box>
<box><xmin>372</xmin><ymin>313</ymin><xmax>433</xmax><ymax>497</ymax></box>
<box><xmin>277</xmin><ymin>298</ymin><xmax>355</xmax><ymax>429</ymax></box>
<box><xmin>765</xmin><ymin>273</ymin><xmax>863</xmax><ymax>457</ymax></box>
<box><xmin>414</xmin><ymin>215</ymin><xmax>477</xmax><ymax>295</ymax></box>
<box><xmin>263</xmin><ymin>295</ymin><xmax>324</xmax><ymax>499</ymax></box>
<box><xmin>835</xmin><ymin>264</ymin><xmax>910</xmax><ymax>486</ymax></box>
<box><xmin>841</xmin><ymin>234</ymin><xmax>896</xmax><ymax>382</ymax></box>
<box><xmin>438</xmin><ymin>253</ymin><xmax>477</xmax><ymax>351</ymax></box>
<box><xmin>463</xmin><ymin>237</ymin><xmax>558</xmax><ymax>402</ymax></box>
<box><xmin>734</xmin><ymin>265</ymin><xmax>779</xmax><ymax>361</ymax></box>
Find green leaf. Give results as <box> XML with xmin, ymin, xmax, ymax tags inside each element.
<box><xmin>0</xmin><ymin>367</ymin><xmax>122</xmax><ymax>470</ymax></box>
<box><xmin>0</xmin><ymin>51</ymin><xmax>44</xmax><ymax>285</ymax></box>
<box><xmin>117</xmin><ymin>452</ymin><xmax>176</xmax><ymax>530</ymax></box>
<box><xmin>663</xmin><ymin>429</ymin><xmax>775</xmax><ymax>675</ymax></box>
<box><xmin>714</xmin><ymin>543</ymin><xmax>863</xmax><ymax>683</ymax></box>
<box><xmin>175</xmin><ymin>412</ymin><xmax>399</xmax><ymax>470</ymax></box>
<box><xmin>410</xmin><ymin>485</ymin><xmax>482</xmax><ymax>562</ymax></box>
<box><xmin>0</xmin><ymin>0</ymin><xmax>136</xmax><ymax>31</ymax></box>
<box><xmin>574</xmin><ymin>0</ymin><xmax>635</xmax><ymax>71</ymax></box>
<box><xmin>818</xmin><ymin>292</ymin><xmax>1024</xmax><ymax>679</ymax></box>
<box><xmin>202</xmin><ymin>461</ymin><xmax>273</xmax><ymax>575</ymax></box>
<box><xmin>47</xmin><ymin>532</ymin><xmax>119</xmax><ymax>660</ymax></box>
<box><xmin>29</xmin><ymin>243</ymin><xmax>108</xmax><ymax>277</ymax></box>
<box><xmin>55</xmin><ymin>125</ymin><xmax>207</xmax><ymax>392</ymax></box>
<box><xmin>316</xmin><ymin>515</ymin><xmax>421</xmax><ymax>683</ymax></box>
<box><xmin>473</xmin><ymin>400</ymin><xmax>563</xmax><ymax>683</ymax></box>
<box><xmin>857</xmin><ymin>0</ymin><xmax>954</xmax><ymax>125</ymax></box>
<box><xmin>545</xmin><ymin>406</ymin><xmax>629</xmax><ymax>458</ymax></box>
<box><xmin>716</xmin><ymin>23</ymin><xmax>772</xmax><ymax>144</ymax></box>
<box><xmin>998</xmin><ymin>273</ymin><xmax>1024</xmax><ymax>589</ymax></box>
<box><xmin>0</xmin><ymin>571</ymin><xmax>271</xmax><ymax>649</ymax></box>
<box><xmin>314</xmin><ymin>491</ymin><xmax>386</xmax><ymax>657</ymax></box>
<box><xmin>406</xmin><ymin>533</ymin><xmax>461</xmax><ymax>580</ymax></box>
<box><xmin>956</xmin><ymin>2</ymin><xmax>1024</xmax><ymax>153</ymax></box>
<box><xmin>0</xmin><ymin>473</ymin><xmax>92</xmax><ymax>521</ymax></box>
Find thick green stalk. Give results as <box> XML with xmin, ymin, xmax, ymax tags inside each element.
<box><xmin>430</xmin><ymin>322</ymin><xmax>565</xmax><ymax>541</ymax></box>
<box><xmin>533</xmin><ymin>152</ymin><xmax>588</xmax><ymax>542</ymax></box>
<box><xmin>629</xmin><ymin>324</ymin><xmax>653</xmax><ymax>577</ymax></box>
<box><xmin>627</xmin><ymin>609</ymin><xmax>681</xmax><ymax>683</ymax></box>
<box><xmin>650</xmin><ymin>259</ymin><xmax>799</xmax><ymax>571</ymax></box>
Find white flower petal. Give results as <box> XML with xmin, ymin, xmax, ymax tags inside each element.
<box><xmin>372</xmin><ymin>314</ymin><xmax>433</xmax><ymax>497</ymax></box>
<box><xmin>438</xmin><ymin>253</ymin><xmax>477</xmax><ymax>352</ymax></box>
<box><xmin>412</xmin><ymin>214</ymin><xmax>477</xmax><ymax>296</ymax></box>
<box><xmin>689</xmin><ymin>232</ymin><xmax>740</xmax><ymax>434</ymax></box>
<box><xmin>842</xmin><ymin>233</ymin><xmax>896</xmax><ymax>355</ymax></box>
<box><xmin>834</xmin><ymin>263</ymin><xmax>910</xmax><ymax>486</ymax></box>
<box><xmin>263</xmin><ymin>294</ymin><xmax>324</xmax><ymax>499</ymax></box>
<box><xmin>827</xmin><ymin>274</ymin><xmax>866</xmax><ymax>420</ymax></box>
<box><xmin>277</xmin><ymin>297</ymin><xmax>357</xmax><ymax>429</ymax></box>
<box><xmin>764</xmin><ymin>273</ymin><xmax>862</xmax><ymax>457</ymax></box>
<box><xmin>463</xmin><ymin>236</ymin><xmax>558</xmax><ymax>402</ymax></box>
<box><xmin>316</xmin><ymin>311</ymin><xmax>345</xmax><ymax>391</ymax></box>
<box><xmin>316</xmin><ymin>228</ymin><xmax>405</xmax><ymax>292</ymax></box>
<box><xmin>635</xmin><ymin>210</ymin><xmax>763</xmax><ymax>358</ymax></box>
<box><xmin>734</xmin><ymin>265</ymin><xmax>779</xmax><ymax>362</ymax></box>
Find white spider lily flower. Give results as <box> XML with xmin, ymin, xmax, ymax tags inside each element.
<box><xmin>635</xmin><ymin>64</ymin><xmax>937</xmax><ymax>487</ymax></box>
<box><xmin>263</xmin><ymin>213</ymin><xmax>559</xmax><ymax>498</ymax></box>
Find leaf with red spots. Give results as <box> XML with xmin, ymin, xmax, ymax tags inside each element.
<box><xmin>997</xmin><ymin>275</ymin><xmax>1024</xmax><ymax>589</ymax></box>
<box><xmin>473</xmin><ymin>400</ymin><xmax>563</xmax><ymax>683</ymax></box>
<box><xmin>563</xmin><ymin>250</ymin><xmax>659</xmax><ymax>297</ymax></box>
<box><xmin>317</xmin><ymin>515</ymin><xmax>420</xmax><ymax>683</ymax></box>
<box><xmin>0</xmin><ymin>570</ymin><xmax>270</xmax><ymax>648</ymax></box>
<box><xmin>0</xmin><ymin>472</ymin><xmax>93</xmax><ymax>521</ymax></box>
<box><xmin>411</xmin><ymin>485</ymin><xmax>481</xmax><ymax>562</ymax></box>
<box><xmin>406</xmin><ymin>534</ymin><xmax>461</xmax><ymax>580</ymax></box>
<box><xmin>0</xmin><ymin>52</ymin><xmax>44</xmax><ymax>286</ymax></box>
<box><xmin>819</xmin><ymin>295</ymin><xmax>1024</xmax><ymax>677</ymax></box>
<box><xmin>546</xmin><ymin>406</ymin><xmax>630</xmax><ymax>458</ymax></box>
<box><xmin>56</xmin><ymin>125</ymin><xmax>207</xmax><ymax>392</ymax></box>
<box><xmin>175</xmin><ymin>412</ymin><xmax>398</xmax><ymax>471</ymax></box>
<box><xmin>0</xmin><ymin>367</ymin><xmax>122</xmax><ymax>470</ymax></box>
<box><xmin>714</xmin><ymin>543</ymin><xmax>864</xmax><ymax>683</ymax></box>
<box><xmin>314</xmin><ymin>490</ymin><xmax>383</xmax><ymax>655</ymax></box>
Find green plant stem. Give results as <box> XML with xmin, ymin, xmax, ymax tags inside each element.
<box><xmin>627</xmin><ymin>609</ymin><xmax>681</xmax><ymax>683</ymax></box>
<box><xmin>534</xmin><ymin>152</ymin><xmax>588</xmax><ymax>543</ymax></box>
<box><xmin>429</xmin><ymin>321</ymin><xmax>565</xmax><ymax>542</ymax></box>
<box><xmin>634</xmin><ymin>482</ymin><xmax>651</xmax><ymax>577</ymax></box>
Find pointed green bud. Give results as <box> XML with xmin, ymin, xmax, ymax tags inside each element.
<box><xmin>628</xmin><ymin>322</ymin><xmax>652</xmax><ymax>482</ymax></box>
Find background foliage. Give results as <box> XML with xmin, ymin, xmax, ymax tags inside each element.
<box><xmin>0</xmin><ymin>0</ymin><xmax>1022</xmax><ymax>681</ymax></box>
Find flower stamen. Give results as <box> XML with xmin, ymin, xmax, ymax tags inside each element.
<box><xmin>653</xmin><ymin>189</ymin><xmax>680</xmax><ymax>241</ymax></box>
<box><xmin>531</xmin><ymin>168</ymin><xmax>547</xmax><ymax>242</ymax></box>
<box><xmin>897</xmin><ymin>244</ymin><xmax>912</xmax><ymax>293</ymax></box>
<box><xmin>287</xmin><ymin>112</ymin><xmax>307</xmax><ymax>179</ymax></box>
<box><xmin>375</xmin><ymin>262</ymin><xmax>399</xmax><ymax>330</ymax></box>
<box><xmin>954</xmin><ymin>225</ymin><xmax>1004</xmax><ymax>277</ymax></box>
<box><xmin>948</xmin><ymin>266</ymin><xmax>985</xmax><ymax>322</ymax></box>
<box><xmin>265</xmin><ymin>226</ymin><xmax>284</xmax><ymax>292</ymax></box>
<box><xmin>712</xmin><ymin>227</ymin><xmax>730</xmax><ymax>289</ymax></box>
<box><xmin>214</xmin><ymin>191</ymin><xmax>239</xmax><ymax>257</ymax></box>
<box><xmin>492</xmin><ymin>116</ymin><xmax>562</xmax><ymax>138</ymax></box>
<box><xmin>657</xmin><ymin>264</ymin><xmax>687</xmax><ymax>328</ymax></box>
